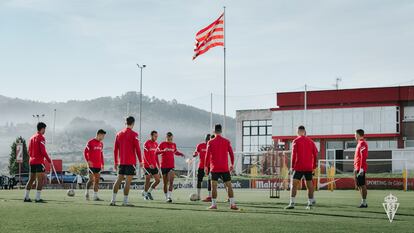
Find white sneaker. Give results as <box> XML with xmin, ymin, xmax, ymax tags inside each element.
<box><xmin>285</xmin><ymin>203</ymin><xmax>295</xmax><ymax>209</ymax></box>
<box><xmin>122</xmin><ymin>202</ymin><xmax>134</xmax><ymax>207</ymax></box>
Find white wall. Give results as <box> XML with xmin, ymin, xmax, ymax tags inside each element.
<box><xmin>392</xmin><ymin>149</ymin><xmax>414</xmax><ymax>172</ymax></box>
<box><xmin>272</xmin><ymin>106</ymin><xmax>399</xmax><ymax>136</ymax></box>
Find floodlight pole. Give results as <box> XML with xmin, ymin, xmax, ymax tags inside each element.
<box><xmin>136</xmin><ymin>64</ymin><xmax>146</xmax><ymax>142</ymax></box>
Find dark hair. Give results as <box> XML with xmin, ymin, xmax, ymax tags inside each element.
<box><xmin>211</xmin><ymin>134</ymin><xmax>216</xmax><ymax>139</ymax></box>
<box><xmin>151</xmin><ymin>130</ymin><xmax>158</xmax><ymax>136</ymax></box>
<box><xmin>356</xmin><ymin>129</ymin><xmax>365</xmax><ymax>137</ymax></box>
<box><xmin>298</xmin><ymin>125</ymin><xmax>306</xmax><ymax>130</ymax></box>
<box><xmin>214</xmin><ymin>124</ymin><xmax>222</xmax><ymax>133</ymax></box>
<box><xmin>205</xmin><ymin>134</ymin><xmax>211</xmax><ymax>141</ymax></box>
<box><xmin>126</xmin><ymin>116</ymin><xmax>135</xmax><ymax>126</ymax></box>
<box><xmin>37</xmin><ymin>122</ymin><xmax>47</xmax><ymax>131</ymax></box>
<box><xmin>97</xmin><ymin>129</ymin><xmax>106</xmax><ymax>135</ymax></box>
<box><xmin>166</xmin><ymin>132</ymin><xmax>173</xmax><ymax>137</ymax></box>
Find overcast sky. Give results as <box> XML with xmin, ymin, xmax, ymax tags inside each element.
<box><xmin>1</xmin><ymin>0</ymin><xmax>413</xmax><ymax>117</ymax></box>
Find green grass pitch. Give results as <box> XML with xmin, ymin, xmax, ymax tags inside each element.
<box><xmin>0</xmin><ymin>189</ymin><xmax>413</xmax><ymax>233</ymax></box>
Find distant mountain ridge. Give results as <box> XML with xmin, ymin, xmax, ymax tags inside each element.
<box><xmin>0</xmin><ymin>92</ymin><xmax>235</xmax><ymax>141</ymax></box>
<box><xmin>0</xmin><ymin>92</ymin><xmax>235</xmax><ymax>171</ymax></box>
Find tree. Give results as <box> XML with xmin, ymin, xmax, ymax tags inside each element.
<box><xmin>8</xmin><ymin>137</ymin><xmax>29</xmax><ymax>175</ymax></box>
<box><xmin>68</xmin><ymin>163</ymin><xmax>88</xmax><ymax>176</ymax></box>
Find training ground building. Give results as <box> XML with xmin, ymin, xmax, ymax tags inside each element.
<box><xmin>235</xmin><ymin>85</ymin><xmax>414</xmax><ymax>186</ymax></box>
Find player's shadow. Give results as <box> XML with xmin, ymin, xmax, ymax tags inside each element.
<box><xmin>80</xmin><ymin>201</ymin><xmax>386</xmax><ymax>220</ymax></box>
<box><xmin>227</xmin><ymin>202</ymin><xmax>392</xmax><ymax>220</ymax></box>
<box><xmin>5</xmin><ymin>198</ymin><xmax>410</xmax><ymax>221</ymax></box>
<box><xmin>362</xmin><ymin>210</ymin><xmax>414</xmax><ymax>217</ymax></box>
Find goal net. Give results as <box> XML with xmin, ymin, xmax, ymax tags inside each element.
<box><xmin>317</xmin><ymin>159</ymin><xmax>414</xmax><ymax>191</ymax></box>
<box><xmin>234</xmin><ymin>150</ymin><xmax>291</xmax><ymax>197</ymax></box>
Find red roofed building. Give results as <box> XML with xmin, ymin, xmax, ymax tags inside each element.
<box><xmin>236</xmin><ymin>85</ymin><xmax>414</xmax><ymax>174</ymax></box>
<box><xmin>271</xmin><ymin>85</ymin><xmax>414</xmax><ymax>172</ymax></box>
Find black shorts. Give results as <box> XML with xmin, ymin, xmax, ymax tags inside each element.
<box><xmin>197</xmin><ymin>168</ymin><xmax>205</xmax><ymax>180</ymax></box>
<box><xmin>30</xmin><ymin>164</ymin><xmax>45</xmax><ymax>174</ymax></box>
<box><xmin>355</xmin><ymin>171</ymin><xmax>366</xmax><ymax>186</ymax></box>
<box><xmin>211</xmin><ymin>172</ymin><xmax>231</xmax><ymax>182</ymax></box>
<box><xmin>88</xmin><ymin>167</ymin><xmax>101</xmax><ymax>174</ymax></box>
<box><xmin>144</xmin><ymin>168</ymin><xmax>159</xmax><ymax>176</ymax></box>
<box><xmin>161</xmin><ymin>168</ymin><xmax>174</xmax><ymax>175</ymax></box>
<box><xmin>292</xmin><ymin>171</ymin><xmax>313</xmax><ymax>181</ymax></box>
<box><xmin>118</xmin><ymin>165</ymin><xmax>136</xmax><ymax>176</ymax></box>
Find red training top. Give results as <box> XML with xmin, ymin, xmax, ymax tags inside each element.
<box><xmin>84</xmin><ymin>138</ymin><xmax>104</xmax><ymax>169</ymax></box>
<box><xmin>291</xmin><ymin>135</ymin><xmax>318</xmax><ymax>172</ymax></box>
<box><xmin>194</xmin><ymin>142</ymin><xmax>207</xmax><ymax>169</ymax></box>
<box><xmin>157</xmin><ymin>141</ymin><xmax>184</xmax><ymax>169</ymax></box>
<box><xmin>28</xmin><ymin>132</ymin><xmax>52</xmax><ymax>165</ymax></box>
<box><xmin>143</xmin><ymin>139</ymin><xmax>159</xmax><ymax>168</ymax></box>
<box><xmin>205</xmin><ymin>135</ymin><xmax>234</xmax><ymax>173</ymax></box>
<box><xmin>113</xmin><ymin>128</ymin><xmax>142</xmax><ymax>166</ymax></box>
<box><xmin>354</xmin><ymin>139</ymin><xmax>368</xmax><ymax>171</ymax></box>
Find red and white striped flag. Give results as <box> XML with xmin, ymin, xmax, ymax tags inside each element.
<box><xmin>193</xmin><ymin>13</ymin><xmax>224</xmax><ymax>60</ymax></box>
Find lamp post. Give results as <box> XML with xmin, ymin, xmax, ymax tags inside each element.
<box><xmin>136</xmin><ymin>64</ymin><xmax>146</xmax><ymax>141</ymax></box>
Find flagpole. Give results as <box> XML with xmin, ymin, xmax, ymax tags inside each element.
<box><xmin>223</xmin><ymin>6</ymin><xmax>227</xmax><ymax>136</ymax></box>
<box><xmin>210</xmin><ymin>92</ymin><xmax>213</xmax><ymax>131</ymax></box>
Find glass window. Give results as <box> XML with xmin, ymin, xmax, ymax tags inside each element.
<box><xmin>259</xmin><ymin>126</ymin><xmax>267</xmax><ymax>135</ymax></box>
<box><xmin>396</xmin><ymin>107</ymin><xmax>400</xmax><ymax>133</ymax></box>
<box><xmin>326</xmin><ymin>141</ymin><xmax>344</xmax><ymax>149</ymax></box>
<box><xmin>345</xmin><ymin>141</ymin><xmax>357</xmax><ymax>149</ymax></box>
<box><xmin>251</xmin><ymin>127</ymin><xmax>258</xmax><ymax>135</ymax></box>
<box><xmin>367</xmin><ymin>141</ymin><xmax>377</xmax><ymax>149</ymax></box>
<box><xmin>240</xmin><ymin>119</ymin><xmax>272</xmax><ymax>152</ymax></box>
<box><xmin>258</xmin><ymin>136</ymin><xmax>266</xmax><ymax>145</ymax></box>
<box><xmin>389</xmin><ymin>140</ymin><xmax>397</xmax><ymax>149</ymax></box>
<box><xmin>243</xmin><ymin>136</ymin><xmax>250</xmax><ymax>146</ymax></box>
<box><xmin>251</xmin><ymin>145</ymin><xmax>259</xmax><ymax>152</ymax></box>
<box><xmin>243</xmin><ymin>127</ymin><xmax>250</xmax><ymax>136</ymax></box>
<box><xmin>251</xmin><ymin>136</ymin><xmax>258</xmax><ymax>146</ymax></box>
<box><xmin>406</xmin><ymin>140</ymin><xmax>414</xmax><ymax>148</ymax></box>
<box><xmin>266</xmin><ymin>126</ymin><xmax>272</xmax><ymax>135</ymax></box>
<box><xmin>243</xmin><ymin>155</ymin><xmax>251</xmax><ymax>164</ymax></box>
<box><xmin>377</xmin><ymin>141</ymin><xmax>387</xmax><ymax>149</ymax></box>
<box><xmin>266</xmin><ymin>136</ymin><xmax>272</xmax><ymax>145</ymax></box>
<box><xmin>259</xmin><ymin>120</ymin><xmax>267</xmax><ymax>126</ymax></box>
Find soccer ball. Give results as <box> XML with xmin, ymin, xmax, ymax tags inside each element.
<box><xmin>189</xmin><ymin>193</ymin><xmax>199</xmax><ymax>201</ymax></box>
<box><xmin>67</xmin><ymin>189</ymin><xmax>75</xmax><ymax>197</ymax></box>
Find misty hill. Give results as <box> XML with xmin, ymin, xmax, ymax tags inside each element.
<box><xmin>0</xmin><ymin>92</ymin><xmax>235</xmax><ymax>171</ymax></box>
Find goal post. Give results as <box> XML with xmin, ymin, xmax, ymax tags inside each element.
<box><xmin>317</xmin><ymin>159</ymin><xmax>410</xmax><ymax>191</ymax></box>
<box><xmin>234</xmin><ymin>150</ymin><xmax>291</xmax><ymax>197</ymax></box>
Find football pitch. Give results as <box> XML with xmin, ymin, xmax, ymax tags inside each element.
<box><xmin>0</xmin><ymin>189</ymin><xmax>413</xmax><ymax>233</ymax></box>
